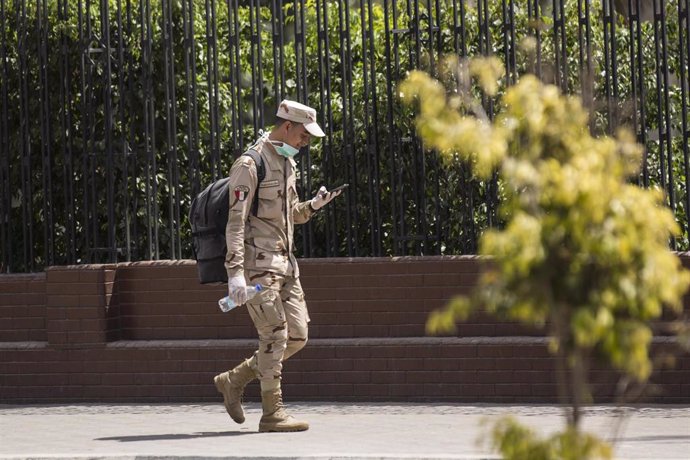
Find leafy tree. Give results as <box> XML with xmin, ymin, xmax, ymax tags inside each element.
<box><xmin>401</xmin><ymin>55</ymin><xmax>690</xmax><ymax>458</ymax></box>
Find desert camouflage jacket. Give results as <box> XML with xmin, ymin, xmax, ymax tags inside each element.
<box><xmin>224</xmin><ymin>135</ymin><xmax>315</xmax><ymax>280</ymax></box>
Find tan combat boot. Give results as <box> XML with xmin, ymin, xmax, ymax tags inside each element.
<box><xmin>213</xmin><ymin>358</ymin><xmax>258</xmax><ymax>424</ymax></box>
<box><xmin>259</xmin><ymin>388</ymin><xmax>309</xmax><ymax>432</ymax></box>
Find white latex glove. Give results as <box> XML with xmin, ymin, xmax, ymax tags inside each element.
<box><xmin>228</xmin><ymin>274</ymin><xmax>248</xmax><ymax>305</ymax></box>
<box><xmin>310</xmin><ymin>185</ymin><xmax>344</xmax><ymax>211</ymax></box>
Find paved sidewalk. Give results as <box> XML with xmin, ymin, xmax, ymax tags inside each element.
<box><xmin>0</xmin><ymin>403</ymin><xmax>688</xmax><ymax>459</ymax></box>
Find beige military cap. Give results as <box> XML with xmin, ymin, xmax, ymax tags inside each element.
<box><xmin>276</xmin><ymin>99</ymin><xmax>325</xmax><ymax>137</ymax></box>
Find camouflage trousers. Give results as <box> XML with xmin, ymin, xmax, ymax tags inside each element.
<box><xmin>244</xmin><ymin>270</ymin><xmax>310</xmax><ymax>390</ymax></box>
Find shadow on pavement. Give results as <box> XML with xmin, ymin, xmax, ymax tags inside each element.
<box><xmin>95</xmin><ymin>431</ymin><xmax>256</xmax><ymax>442</ymax></box>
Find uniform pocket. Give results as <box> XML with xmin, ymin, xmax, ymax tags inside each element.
<box><xmin>258</xmin><ymin>183</ymin><xmax>283</xmax><ymax>220</ymax></box>
<box><xmin>250</xmin><ymin>237</ymin><xmax>288</xmax><ymax>272</ymax></box>
<box><xmin>247</xmin><ymin>289</ymin><xmax>285</xmax><ymax>326</ymax></box>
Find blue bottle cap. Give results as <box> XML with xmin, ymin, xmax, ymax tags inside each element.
<box><xmin>255</xmin><ymin>284</ymin><xmax>263</xmax><ymax>291</ymax></box>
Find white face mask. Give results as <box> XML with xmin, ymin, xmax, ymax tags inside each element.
<box><xmin>270</xmin><ymin>140</ymin><xmax>300</xmax><ymax>158</ymax></box>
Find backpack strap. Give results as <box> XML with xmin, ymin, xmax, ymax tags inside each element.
<box><xmin>242</xmin><ymin>149</ymin><xmax>265</xmax><ymax>216</ymax></box>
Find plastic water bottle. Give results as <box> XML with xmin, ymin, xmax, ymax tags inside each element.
<box><xmin>218</xmin><ymin>284</ymin><xmax>263</xmax><ymax>312</ymax></box>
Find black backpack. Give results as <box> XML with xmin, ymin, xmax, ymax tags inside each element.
<box><xmin>190</xmin><ymin>150</ymin><xmax>265</xmax><ymax>284</ymax></box>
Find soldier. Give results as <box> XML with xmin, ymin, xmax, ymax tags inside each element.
<box><xmin>213</xmin><ymin>99</ymin><xmax>343</xmax><ymax>432</ymax></box>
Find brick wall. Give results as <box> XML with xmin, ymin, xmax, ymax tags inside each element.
<box><xmin>0</xmin><ymin>256</ymin><xmax>689</xmax><ymax>403</ymax></box>
<box><xmin>0</xmin><ymin>274</ymin><xmax>46</xmax><ymax>342</ymax></box>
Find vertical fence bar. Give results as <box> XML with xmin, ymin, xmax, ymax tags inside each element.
<box><xmin>383</xmin><ymin>0</ymin><xmax>399</xmax><ymax>255</ymax></box>
<box><xmin>428</xmin><ymin>0</ymin><xmax>441</xmax><ymax>254</ymax></box>
<box><xmin>184</xmin><ymin>0</ymin><xmax>201</xmax><ymax>201</ymax></box>
<box><xmin>652</xmin><ymin>0</ymin><xmax>674</xmax><ymax>225</ymax></box>
<box><xmin>602</xmin><ymin>0</ymin><xmax>619</xmax><ymax>132</ymax></box>
<box><xmin>248</xmin><ymin>0</ymin><xmax>261</xmax><ymax>133</ymax></box>
<box><xmin>630</xmin><ymin>0</ymin><xmax>649</xmax><ymax>187</ymax></box>
<box><xmin>115</xmin><ymin>0</ymin><xmax>128</xmax><ymax>260</ymax></box>
<box><xmin>679</xmin><ymin>0</ymin><xmax>690</xmax><ymax>240</ymax></box>
<box><xmin>337</xmin><ymin>0</ymin><xmax>357</xmax><ymax>256</ymax></box>
<box><xmin>78</xmin><ymin>0</ymin><xmax>88</xmax><ymax>261</ymax></box>
<box><xmin>58</xmin><ymin>0</ymin><xmax>76</xmax><ymax>264</ymax></box>
<box><xmin>89</xmin><ymin>3</ymin><xmax>100</xmax><ymax>260</ymax></box>
<box><xmin>477</xmin><ymin>0</ymin><xmax>498</xmax><ymax>228</ymax></box>
<box><xmin>391</xmin><ymin>0</ymin><xmax>406</xmax><ymax>255</ymax></box>
<box><xmin>300</xmin><ymin>0</ymin><xmax>314</xmax><ymax>257</ymax></box>
<box><xmin>450</xmin><ymin>0</ymin><xmax>477</xmax><ymax>253</ymax></box>
<box><xmin>527</xmin><ymin>0</ymin><xmax>543</xmax><ymax>78</ymax></box>
<box><xmin>0</xmin><ymin>0</ymin><xmax>8</xmax><ymax>271</ymax></box>
<box><xmin>37</xmin><ymin>0</ymin><xmax>54</xmax><ymax>265</ymax></box>
<box><xmin>415</xmin><ymin>0</ymin><xmax>432</xmax><ymax>254</ymax></box>
<box><xmin>552</xmin><ymin>0</ymin><xmax>568</xmax><ymax>91</ymax></box>
<box><xmin>295</xmin><ymin>0</ymin><xmax>308</xmax><ymax>103</ymax></box>
<box><xmin>227</xmin><ymin>0</ymin><xmax>244</xmax><ymax>156</ymax></box>
<box><xmin>18</xmin><ymin>0</ymin><xmax>34</xmax><ymax>270</ymax></box>
<box><xmin>416</xmin><ymin>0</ymin><xmax>441</xmax><ymax>255</ymax></box>
<box><xmin>124</xmin><ymin>0</ymin><xmax>137</xmax><ymax>260</ymax></box>
<box><xmin>502</xmin><ymin>0</ymin><xmax>517</xmax><ymax>85</ymax></box>
<box><xmin>255</xmin><ymin>0</ymin><xmax>264</xmax><ymax>130</ymax></box>
<box><xmin>205</xmin><ymin>0</ymin><xmax>222</xmax><ymax>179</ymax></box>
<box><xmin>397</xmin><ymin>0</ymin><xmax>412</xmax><ymax>254</ymax></box>
<box><xmin>452</xmin><ymin>0</ymin><xmax>467</xmax><ymax>57</ymax></box>
<box><xmin>294</xmin><ymin>0</ymin><xmax>311</xmax><ymax>254</ymax></box>
<box><xmin>578</xmin><ymin>0</ymin><xmax>594</xmax><ymax>131</ymax></box>
<box><xmin>364</xmin><ymin>0</ymin><xmax>382</xmax><ymax>255</ymax></box>
<box><xmin>162</xmin><ymin>0</ymin><xmax>181</xmax><ymax>259</ymax></box>
<box><xmin>84</xmin><ymin>0</ymin><xmax>102</xmax><ymax>261</ymax></box>
<box><xmin>659</xmin><ymin>0</ymin><xmax>673</xmax><ymax>224</ymax></box>
<box><xmin>314</xmin><ymin>0</ymin><xmax>337</xmax><ymax>256</ymax></box>
<box><xmin>139</xmin><ymin>0</ymin><xmax>157</xmax><ymax>259</ymax></box>
<box><xmin>100</xmin><ymin>0</ymin><xmax>117</xmax><ymax>261</ymax></box>
<box><xmin>271</xmin><ymin>0</ymin><xmax>286</xmax><ymax>103</ymax></box>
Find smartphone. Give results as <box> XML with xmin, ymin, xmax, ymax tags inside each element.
<box><xmin>330</xmin><ymin>183</ymin><xmax>349</xmax><ymax>193</ymax></box>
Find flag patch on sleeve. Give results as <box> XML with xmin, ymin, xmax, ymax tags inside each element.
<box><xmin>234</xmin><ymin>185</ymin><xmax>250</xmax><ymax>202</ymax></box>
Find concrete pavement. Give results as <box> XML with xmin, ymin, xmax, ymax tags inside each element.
<box><xmin>0</xmin><ymin>403</ymin><xmax>688</xmax><ymax>459</ymax></box>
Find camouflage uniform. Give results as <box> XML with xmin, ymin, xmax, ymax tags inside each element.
<box><xmin>225</xmin><ymin>134</ymin><xmax>315</xmax><ymax>388</ymax></box>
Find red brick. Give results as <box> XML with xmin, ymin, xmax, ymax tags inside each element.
<box><xmin>353</xmin><ymin>383</ymin><xmax>390</xmax><ymax>397</ymax></box>
<box><xmin>67</xmin><ymin>331</ymin><xmax>105</xmax><ymax>344</ymax></box>
<box><xmin>46</xmin><ymin>331</ymin><xmax>68</xmax><ymax>344</ymax></box>
<box><xmin>389</xmin><ymin>325</ymin><xmax>424</xmax><ymax>336</ymax></box>
<box><xmin>371</xmin><ymin>371</ymin><xmax>406</xmax><ymax>384</ymax></box>
<box><xmin>441</xmin><ymin>370</ymin><xmax>478</xmax><ymax>383</ymax></box>
<box><xmin>78</xmin><ymin>270</ymin><xmax>105</xmax><ymax>284</ymax></box>
<box><xmin>389</xmin><ymin>383</ymin><xmax>419</xmax><ymax>396</ymax></box>
<box><xmin>353</xmin><ymin>358</ymin><xmax>389</xmax><ymax>371</ymax></box>
<box><xmin>0</xmin><ymin>330</ymin><xmax>28</xmax><ymax>341</ymax></box>
<box><xmin>406</xmin><ymin>370</ymin><xmax>440</xmax><ymax>383</ymax></box>
<box><xmin>69</xmin><ymin>373</ymin><xmax>103</xmax><ymax>385</ymax></box>
<box><xmin>438</xmin><ymin>346</ymin><xmax>477</xmax><ymax>358</ymax></box>
<box><xmin>47</xmin><ymin>295</ymin><xmax>80</xmax><ymax>308</ymax></box>
<box><xmin>46</xmin><ymin>269</ymin><xmax>79</xmax><ymax>284</ymax></box>
<box><xmin>27</xmin><ymin>330</ymin><xmax>46</xmax><ymax>341</ymax></box>
<box><xmin>320</xmin><ymin>383</ymin><xmax>355</xmax><ymax>397</ymax></box>
<box><xmin>336</xmin><ymin>312</ymin><xmax>372</xmax><ymax>325</ymax></box>
<box><xmin>310</xmin><ymin>325</ymin><xmax>353</xmax><ymax>337</ymax></box>
<box><xmin>69</xmin><ymin>308</ymin><xmax>103</xmax><ymax>320</ymax></box>
<box><xmin>335</xmin><ymin>347</ymin><xmax>371</xmax><ymax>359</ymax></box>
<box><xmin>80</xmin><ymin>319</ymin><xmax>106</xmax><ymax>332</ymax></box>
<box><xmin>424</xmin><ymin>358</ymin><xmax>462</xmax><ymax>371</ymax></box>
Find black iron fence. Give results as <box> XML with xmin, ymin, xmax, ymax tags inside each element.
<box><xmin>1</xmin><ymin>0</ymin><xmax>689</xmax><ymax>273</ymax></box>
